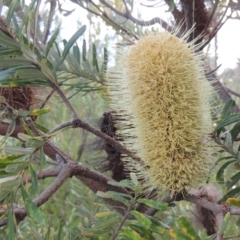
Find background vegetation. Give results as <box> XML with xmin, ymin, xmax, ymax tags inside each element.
<box><xmin>0</xmin><ymin>0</ymin><xmax>240</xmax><ymax>239</ymax></box>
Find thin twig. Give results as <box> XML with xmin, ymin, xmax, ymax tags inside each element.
<box><xmin>47</xmin><ymin>120</ymin><xmax>72</xmax><ymax>134</ymax></box>
<box><xmin>111</xmin><ymin>199</ymin><xmax>136</xmax><ymax>240</ymax></box>
<box><xmin>48</xmin><ymin>81</ymin><xmax>79</xmax><ymax>119</ymax></box>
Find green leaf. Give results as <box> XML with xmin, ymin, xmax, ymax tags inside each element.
<box><xmin>121</xmin><ymin>227</ymin><xmax>142</xmax><ymax>240</ymax></box>
<box><xmin>130</xmin><ymin>210</ymin><xmax>152</xmax><ymax>230</ymax></box>
<box><xmin>96</xmin><ymin>191</ymin><xmax>130</xmax><ymax>206</ymax></box>
<box><xmin>41</xmin><ymin>58</ymin><xmax>56</xmax><ymax>82</ymax></box>
<box><xmin>19</xmin><ymin>0</ymin><xmax>38</xmax><ymax>32</ymax></box>
<box><xmin>0</xmin><ymin>30</ymin><xmax>20</xmax><ymax>49</ymax></box>
<box><xmin>92</xmin><ymin>43</ymin><xmax>99</xmax><ymax>72</ymax></box>
<box><xmin>177</xmin><ymin>216</ymin><xmax>200</xmax><ymax>240</ymax></box>
<box><xmin>0</xmin><ymin>191</ymin><xmax>10</xmax><ymax>202</ymax></box>
<box><xmin>0</xmin><ymin>118</ymin><xmax>16</xmax><ymax>146</ymax></box>
<box><xmin>0</xmin><ymin>51</ymin><xmax>29</xmax><ymax>67</ymax></box>
<box><xmin>0</xmin><ymin>154</ymin><xmax>24</xmax><ymax>162</ymax></box>
<box><xmin>216</xmin><ymin>160</ymin><xmax>237</xmax><ymax>183</ymax></box>
<box><xmin>6</xmin><ymin>0</ymin><xmax>18</xmax><ymax>26</ymax></box>
<box><xmin>145</xmin><ymin>215</ymin><xmax>170</xmax><ymax>229</ymax></box>
<box><xmin>82</xmin><ymin>39</ymin><xmax>86</xmax><ymax>62</ymax></box>
<box><xmin>166</xmin><ymin>0</ymin><xmax>175</xmax><ymax>12</ymax></box>
<box><xmin>215</xmin><ymin>114</ymin><xmax>239</xmax><ymax>131</ymax></box>
<box><xmin>25</xmin><ymin>139</ymin><xmax>45</xmax><ymax>148</ymax></box>
<box><xmin>73</xmin><ymin>44</ymin><xmax>80</xmax><ymax>64</ymax></box>
<box><xmin>0</xmin><ymin>175</ymin><xmax>21</xmax><ymax>188</ymax></box>
<box><xmin>45</xmin><ymin>27</ymin><xmax>60</xmax><ymax>57</ymax></box>
<box><xmin>29</xmin><ymin>164</ymin><xmax>38</xmax><ymax>198</ymax></box>
<box><xmin>219</xmin><ymin>186</ymin><xmax>240</xmax><ymax>203</ymax></box>
<box><xmin>5</xmin><ymin>161</ymin><xmax>29</xmax><ymax>173</ymax></box>
<box><xmin>40</xmin><ymin>148</ymin><xmax>46</xmax><ymax>167</ymax></box>
<box><xmin>225</xmin><ymin>132</ymin><xmax>233</xmax><ymax>152</ymax></box>
<box><xmin>137</xmin><ymin>198</ymin><xmax>168</xmax><ymax>211</ymax></box>
<box><xmin>21</xmin><ymin>185</ymin><xmax>45</xmax><ymax>224</ymax></box>
<box><xmin>33</xmin><ymin>122</ymin><xmax>49</xmax><ymax>133</ymax></box>
<box><xmin>54</xmin><ymin>25</ymin><xmax>86</xmax><ymax>70</ymax></box>
<box><xmin>169</xmin><ymin>228</ymin><xmax>192</xmax><ymax>240</ymax></box>
<box><xmin>14</xmin><ymin>67</ymin><xmax>45</xmax><ymax>79</ymax></box>
<box><xmin>18</xmin><ymin>133</ymin><xmax>32</xmax><ymax>141</ymax></box>
<box><xmin>128</xmin><ymin>223</ymin><xmax>155</xmax><ymax>240</ymax></box>
<box><xmin>221</xmin><ymin>99</ymin><xmax>235</xmax><ymax>119</ymax></box>
<box><xmin>21</xmin><ymin>44</ymin><xmax>38</xmax><ymax>63</ymax></box>
<box><xmin>108</xmin><ymin>179</ymin><xmax>135</xmax><ymax>190</ymax></box>
<box><xmin>4</xmin><ymin>146</ymin><xmax>34</xmax><ymax>155</ymax></box>
<box><xmin>230</xmin><ymin>122</ymin><xmax>240</xmax><ymax>141</ymax></box>
<box><xmin>149</xmin><ymin>222</ymin><xmax>165</xmax><ymax>234</ymax></box>
<box><xmin>7</xmin><ymin>201</ymin><xmax>16</xmax><ymax>240</ymax></box>
<box><xmin>101</xmin><ymin>47</ymin><xmax>108</xmax><ymax>73</ymax></box>
<box><xmin>226</xmin><ymin>172</ymin><xmax>240</xmax><ymax>189</ymax></box>
<box><xmin>28</xmin><ymin>229</ymin><xmax>42</xmax><ymax>240</ymax></box>
<box><xmin>220</xmin><ymin>212</ymin><xmax>231</xmax><ymax>234</ymax></box>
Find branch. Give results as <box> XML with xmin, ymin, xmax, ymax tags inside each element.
<box><xmin>100</xmin><ymin>0</ymin><xmax>172</xmax><ymax>31</ymax></box>
<box><xmin>23</xmin><ymin>168</ymin><xmax>59</xmax><ymax>184</ymax></box>
<box><xmin>224</xmin><ymin>85</ymin><xmax>240</xmax><ymax>98</ymax></box>
<box><xmin>207</xmin><ymin>72</ymin><xmax>240</xmax><ymax>113</ymax></box>
<box><xmin>43</xmin><ymin>0</ymin><xmax>57</xmax><ymax>44</ymax></box>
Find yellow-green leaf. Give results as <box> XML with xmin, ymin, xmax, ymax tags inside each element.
<box><xmin>95</xmin><ymin>212</ymin><xmax>115</xmax><ymax>218</ymax></box>
<box><xmin>29</xmin><ymin>107</ymin><xmax>50</xmax><ymax>116</ymax></box>
<box><xmin>177</xmin><ymin>216</ymin><xmax>200</xmax><ymax>240</ymax></box>
<box><xmin>130</xmin><ymin>210</ymin><xmax>151</xmax><ymax>230</ymax></box>
<box><xmin>137</xmin><ymin>198</ymin><xmax>168</xmax><ymax>211</ymax></box>
<box><xmin>226</xmin><ymin>198</ymin><xmax>240</xmax><ymax>207</ymax></box>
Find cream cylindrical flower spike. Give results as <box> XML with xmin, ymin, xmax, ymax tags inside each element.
<box><xmin>107</xmin><ymin>29</ymin><xmax>214</xmax><ymax>196</ymax></box>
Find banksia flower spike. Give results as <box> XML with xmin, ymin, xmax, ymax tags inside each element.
<box><xmin>107</xmin><ymin>29</ymin><xmax>214</xmax><ymax>196</ymax></box>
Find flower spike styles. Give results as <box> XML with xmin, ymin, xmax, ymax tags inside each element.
<box><xmin>107</xmin><ymin>29</ymin><xmax>214</xmax><ymax>197</ymax></box>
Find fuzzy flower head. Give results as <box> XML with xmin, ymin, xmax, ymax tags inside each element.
<box><xmin>108</xmin><ymin>29</ymin><xmax>214</xmax><ymax>196</ymax></box>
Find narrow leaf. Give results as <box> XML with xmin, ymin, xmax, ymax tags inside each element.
<box><xmin>7</xmin><ymin>202</ymin><xmax>16</xmax><ymax>240</ymax></box>
<box><xmin>21</xmin><ymin>185</ymin><xmax>45</xmax><ymax>224</ymax></box>
<box><xmin>82</xmin><ymin>39</ymin><xmax>86</xmax><ymax>62</ymax></box>
<box><xmin>226</xmin><ymin>172</ymin><xmax>240</xmax><ymax>189</ymax></box>
<box><xmin>221</xmin><ymin>99</ymin><xmax>235</xmax><ymax>119</ymax></box>
<box><xmin>92</xmin><ymin>43</ymin><xmax>99</xmax><ymax>72</ymax></box>
<box><xmin>6</xmin><ymin>0</ymin><xmax>18</xmax><ymax>26</ymax></box>
<box><xmin>230</xmin><ymin>122</ymin><xmax>240</xmax><ymax>141</ymax></box>
<box><xmin>177</xmin><ymin>216</ymin><xmax>200</xmax><ymax>240</ymax></box>
<box><xmin>220</xmin><ymin>212</ymin><xmax>231</xmax><ymax>234</ymax></box>
<box><xmin>29</xmin><ymin>164</ymin><xmax>38</xmax><ymax>198</ymax></box>
<box><xmin>73</xmin><ymin>44</ymin><xmax>80</xmax><ymax>64</ymax></box>
<box><xmin>216</xmin><ymin>160</ymin><xmax>237</xmax><ymax>183</ymax></box>
<box><xmin>128</xmin><ymin>223</ymin><xmax>155</xmax><ymax>240</ymax></box>
<box><xmin>130</xmin><ymin>210</ymin><xmax>152</xmax><ymax>229</ymax></box>
<box><xmin>215</xmin><ymin>114</ymin><xmax>239</xmax><ymax>131</ymax></box>
<box><xmin>226</xmin><ymin>198</ymin><xmax>240</xmax><ymax>207</ymax></box>
<box><xmin>219</xmin><ymin>186</ymin><xmax>240</xmax><ymax>203</ymax></box>
<box><xmin>55</xmin><ymin>25</ymin><xmax>86</xmax><ymax>70</ymax></box>
<box><xmin>101</xmin><ymin>47</ymin><xmax>108</xmax><ymax>73</ymax></box>
<box><xmin>225</xmin><ymin>132</ymin><xmax>233</xmax><ymax>152</ymax></box>
<box><xmin>45</xmin><ymin>27</ymin><xmax>60</xmax><ymax>57</ymax></box>
<box><xmin>29</xmin><ymin>107</ymin><xmax>50</xmax><ymax>116</ymax></box>
<box><xmin>137</xmin><ymin>198</ymin><xmax>168</xmax><ymax>211</ymax></box>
